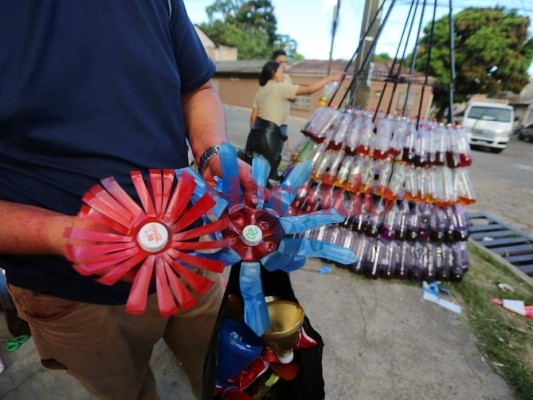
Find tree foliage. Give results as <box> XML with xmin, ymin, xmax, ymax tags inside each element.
<box><xmin>415</xmin><ymin>7</ymin><xmax>533</xmax><ymax>114</ymax></box>
<box><xmin>199</xmin><ymin>0</ymin><xmax>302</xmax><ymax>60</ymax></box>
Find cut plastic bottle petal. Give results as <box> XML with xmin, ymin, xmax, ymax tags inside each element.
<box><xmin>125</xmin><ymin>255</ymin><xmax>156</xmax><ymax>314</ymax></box>
<box><xmin>164</xmin><ymin>260</ymin><xmax>198</xmax><ymax>311</ymax></box>
<box><xmin>279</xmin><ymin>208</ymin><xmax>344</xmax><ymax>234</ymax></box>
<box><xmin>219</xmin><ymin>142</ymin><xmax>242</xmax><ymax>207</ymax></box>
<box><xmin>172</xmin><ymin>218</ymin><xmax>229</xmax><ymax>241</ymax></box>
<box><xmin>176</xmin><ymin>167</ymin><xmax>228</xmax><ymax>220</ymax></box>
<box><xmin>172</xmin><ymin>193</ymin><xmax>216</xmax><ymax>232</ymax></box>
<box><xmin>165</xmin><ymin>255</ymin><xmax>214</xmax><ymax>296</ymax></box>
<box><xmin>188</xmin><ymin>248</ymin><xmax>241</xmax><ymax>266</ymax></box>
<box><xmin>163</xmin><ymin>171</ymin><xmax>196</xmax><ymax>224</ymax></box>
<box><xmin>171</xmin><ymin>238</ymin><xmax>230</xmax><ymax>251</ymax></box>
<box><xmin>78</xmin><ymin>205</ymin><xmax>130</xmax><ymax>235</ymax></box>
<box><xmin>68</xmin><ymin>241</ymin><xmax>138</xmax><ymax>263</ymax></box>
<box><xmin>169</xmin><ymin>250</ymin><xmax>226</xmax><ymax>274</ymax></box>
<box><xmin>65</xmin><ymin>227</ymin><xmax>133</xmax><ymax>243</ymax></box>
<box><xmin>266</xmin><ymin>161</ymin><xmax>313</xmax><ymax>214</ymax></box>
<box><xmin>96</xmin><ymin>252</ymin><xmax>148</xmax><ymax>285</ymax></box>
<box><xmin>131</xmin><ymin>171</ymin><xmax>157</xmax><ymax>217</ymax></box>
<box><xmin>278</xmin><ymin>238</ymin><xmax>358</xmax><ymax>265</ymax></box>
<box><xmin>100</xmin><ymin>176</ymin><xmax>145</xmax><ymax>219</ymax></box>
<box><xmin>240</xmin><ymin>262</ymin><xmax>270</xmax><ymax>337</ymax></box>
<box><xmin>83</xmin><ymin>189</ymin><xmax>133</xmax><ymax>228</ymax></box>
<box><xmin>251</xmin><ymin>157</ymin><xmax>270</xmax><ymax>210</ymax></box>
<box><xmin>155</xmin><ymin>256</ymin><xmax>179</xmax><ymax>316</ymax></box>
<box><xmin>72</xmin><ymin>248</ymin><xmax>140</xmax><ymax>276</ymax></box>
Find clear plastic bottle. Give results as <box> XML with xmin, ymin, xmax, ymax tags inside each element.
<box><xmin>363</xmin><ymin>239</ymin><xmax>386</xmax><ymax>279</ymax></box>
<box><xmin>302</xmin><ymin>107</ymin><xmax>342</xmax><ymax>143</ymax></box>
<box><xmin>445</xmin><ymin>123</ymin><xmax>460</xmax><ymax>168</ymax></box>
<box><xmin>374</xmin><ymin>160</ymin><xmax>392</xmax><ymax>198</ymax></box>
<box><xmin>373</xmin><ymin>117</ymin><xmax>393</xmax><ymax>160</ymax></box>
<box><xmin>389</xmin><ymin>116</ymin><xmax>408</xmax><ymax>158</ymax></box>
<box><xmin>322</xmin><ymin>150</ymin><xmax>346</xmax><ymax>186</ymax></box>
<box><xmin>401</xmin><ymin>121</ymin><xmax>417</xmax><ymax>164</ymax></box>
<box><xmin>429</xmin><ymin>205</ymin><xmax>447</xmax><ymax>242</ymax></box>
<box><xmin>328</xmin><ymin>112</ymin><xmax>353</xmax><ymax>151</ymax></box>
<box><xmin>356</xmin><ymin>114</ymin><xmax>375</xmax><ymax>157</ymax></box>
<box><xmin>380</xmin><ymin>203</ymin><xmax>399</xmax><ymax>241</ymax></box>
<box><xmin>395</xmin><ymin>241</ymin><xmax>414</xmax><ymax>279</ymax></box>
<box><xmin>395</xmin><ymin>200</ymin><xmax>410</xmax><ymax>241</ymax></box>
<box><xmin>346</xmin><ymin>157</ymin><xmax>366</xmax><ymax>193</ymax></box>
<box><xmin>450</xmin><ymin>241</ymin><xmax>469</xmax><ymax>281</ymax></box>
<box><xmin>454</xmin><ymin>168</ymin><xmax>476</xmax><ymax>205</ymax></box>
<box><xmin>379</xmin><ymin>240</ymin><xmax>400</xmax><ymax>279</ymax></box>
<box><xmin>319</xmin><ymin>81</ymin><xmax>340</xmax><ymax>106</ymax></box>
<box><xmin>350</xmin><ymin>235</ymin><xmax>372</xmax><ymax>274</ymax></box>
<box><xmin>403</xmin><ymin>165</ymin><xmax>418</xmax><ymax>202</ymax></box>
<box><xmin>364</xmin><ymin>198</ymin><xmax>386</xmax><ymax>238</ymax></box>
<box><xmin>335</xmin><ymin>155</ymin><xmax>355</xmax><ymax>187</ymax></box>
<box><xmin>414</xmin><ymin>123</ymin><xmax>429</xmax><ymax>168</ymax></box>
<box><xmin>453</xmin><ymin>204</ymin><xmax>470</xmax><ymax>241</ymax></box>
<box><xmin>386</xmin><ymin>162</ymin><xmax>407</xmax><ymax>201</ymax></box>
<box><xmin>345</xmin><ymin>115</ymin><xmax>363</xmax><ymax>155</ymax></box>
<box><xmin>434</xmin><ymin>123</ymin><xmax>448</xmax><ymax>166</ymax></box>
<box><xmin>455</xmin><ymin>124</ymin><xmax>473</xmax><ymax>167</ymax></box>
<box><xmin>436</xmin><ymin>243</ymin><xmax>451</xmax><ymax>281</ymax></box>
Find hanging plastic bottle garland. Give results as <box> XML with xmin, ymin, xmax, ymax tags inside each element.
<box><xmin>290</xmin><ymin>106</ymin><xmax>475</xmax><ymax>281</ymax></box>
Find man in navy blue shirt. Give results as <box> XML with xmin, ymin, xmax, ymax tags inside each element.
<box><xmin>0</xmin><ymin>1</ymin><xmax>253</xmax><ymax>398</ymax></box>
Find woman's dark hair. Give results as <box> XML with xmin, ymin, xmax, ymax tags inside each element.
<box><xmin>271</xmin><ymin>49</ymin><xmax>287</xmax><ymax>60</ymax></box>
<box><xmin>259</xmin><ymin>60</ymin><xmax>279</xmax><ymax>86</ymax></box>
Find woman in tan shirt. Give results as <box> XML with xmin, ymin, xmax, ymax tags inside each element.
<box><xmin>245</xmin><ymin>60</ymin><xmax>342</xmax><ymax>181</ymax></box>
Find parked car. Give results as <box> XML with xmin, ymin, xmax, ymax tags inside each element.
<box><xmin>517</xmin><ymin>124</ymin><xmax>533</xmax><ymax>142</ymax></box>
<box><xmin>462</xmin><ymin>101</ymin><xmax>515</xmax><ymax>153</ymax></box>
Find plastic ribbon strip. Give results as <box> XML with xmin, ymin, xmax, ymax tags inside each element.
<box><xmin>215</xmin><ymin>142</ymin><xmax>358</xmax><ymax>337</ymax></box>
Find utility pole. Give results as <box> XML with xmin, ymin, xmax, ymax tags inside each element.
<box><xmin>352</xmin><ymin>0</ymin><xmax>384</xmax><ymax>108</ymax></box>
<box><xmin>327</xmin><ymin>0</ymin><xmax>341</xmax><ymax>76</ymax></box>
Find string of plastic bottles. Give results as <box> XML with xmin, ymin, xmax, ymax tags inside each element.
<box><xmin>285</xmin><ymin>106</ymin><xmax>476</xmax><ymax>281</ymax></box>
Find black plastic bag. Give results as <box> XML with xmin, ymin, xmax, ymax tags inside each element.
<box><xmin>202</xmin><ymin>263</ymin><xmax>325</xmax><ymax>400</ymax></box>
<box><xmin>244</xmin><ymin>118</ymin><xmax>285</xmax><ymax>180</ymax></box>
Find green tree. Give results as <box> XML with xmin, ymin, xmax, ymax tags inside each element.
<box><xmin>200</xmin><ymin>0</ymin><xmax>302</xmax><ymax>60</ymax></box>
<box><xmin>373</xmin><ymin>52</ymin><xmax>393</xmax><ymax>62</ymax></box>
<box><xmin>415</xmin><ymin>7</ymin><xmax>533</xmax><ymax>118</ymax></box>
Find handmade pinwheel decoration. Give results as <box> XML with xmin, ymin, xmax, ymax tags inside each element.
<box><xmin>65</xmin><ymin>169</ymin><xmax>235</xmax><ymax>316</ymax></box>
<box><xmin>209</xmin><ymin>142</ymin><xmax>357</xmax><ymax>337</ymax></box>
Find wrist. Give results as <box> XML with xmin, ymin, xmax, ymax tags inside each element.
<box><xmin>197</xmin><ymin>145</ymin><xmax>220</xmax><ymax>176</ymax></box>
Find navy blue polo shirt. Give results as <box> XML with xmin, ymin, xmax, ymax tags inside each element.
<box><xmin>0</xmin><ymin>0</ymin><xmax>215</xmax><ymax>303</ymax></box>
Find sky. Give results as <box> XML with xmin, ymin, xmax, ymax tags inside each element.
<box><xmin>183</xmin><ymin>0</ymin><xmax>533</xmax><ymax>76</ymax></box>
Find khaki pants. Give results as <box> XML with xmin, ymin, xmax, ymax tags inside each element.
<box><xmin>8</xmin><ymin>274</ymin><xmax>223</xmax><ymax>400</ymax></box>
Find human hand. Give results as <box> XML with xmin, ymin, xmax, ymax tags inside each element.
<box><xmin>330</xmin><ymin>72</ymin><xmax>345</xmax><ymax>82</ymax></box>
<box><xmin>202</xmin><ymin>154</ymin><xmax>270</xmax><ymax>205</ymax></box>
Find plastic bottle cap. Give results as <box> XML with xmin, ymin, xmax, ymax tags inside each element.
<box><xmin>241</xmin><ymin>224</ymin><xmax>263</xmax><ymax>246</ymax></box>
<box><xmin>137</xmin><ymin>222</ymin><xmax>169</xmax><ymax>252</ymax></box>
<box><xmin>276</xmin><ymin>350</ymin><xmax>294</xmax><ymax>364</ymax></box>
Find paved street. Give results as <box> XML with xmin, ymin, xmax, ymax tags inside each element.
<box><xmin>467</xmin><ymin>137</ymin><xmax>533</xmax><ymax>236</ymax></box>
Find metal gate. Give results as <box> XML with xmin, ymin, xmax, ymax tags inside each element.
<box><xmin>468</xmin><ymin>212</ymin><xmax>533</xmax><ymax>278</ymax></box>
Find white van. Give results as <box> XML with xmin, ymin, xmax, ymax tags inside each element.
<box><xmin>461</xmin><ymin>101</ymin><xmax>514</xmax><ymax>153</ymax></box>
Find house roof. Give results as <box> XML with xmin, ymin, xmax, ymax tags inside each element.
<box><xmin>214</xmin><ymin>59</ymin><xmax>435</xmax><ymax>83</ymax></box>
